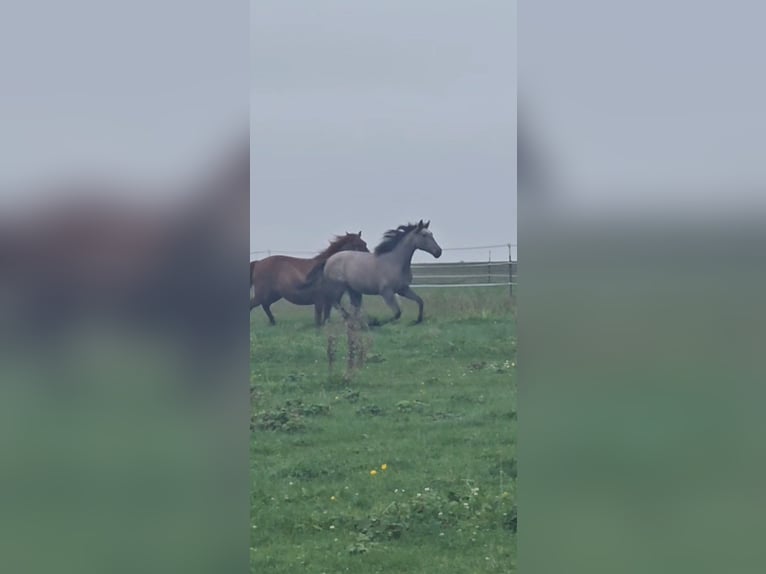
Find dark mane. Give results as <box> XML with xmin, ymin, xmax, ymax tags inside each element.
<box><xmin>374</xmin><ymin>223</ymin><xmax>419</xmax><ymax>255</ymax></box>
<box><xmin>316</xmin><ymin>233</ymin><xmax>362</xmax><ymax>261</ymax></box>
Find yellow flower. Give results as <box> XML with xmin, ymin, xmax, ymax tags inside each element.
<box><xmin>370</xmin><ymin>470</ymin><xmax>378</xmax><ymax>477</ymax></box>
<box><xmin>381</xmin><ymin>464</ymin><xmax>388</xmax><ymax>471</ymax></box>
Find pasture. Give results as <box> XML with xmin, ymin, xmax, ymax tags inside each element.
<box><xmin>250</xmin><ymin>287</ymin><xmax>517</xmax><ymax>573</ymax></box>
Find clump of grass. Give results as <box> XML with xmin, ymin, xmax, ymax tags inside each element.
<box><xmin>396</xmin><ymin>399</ymin><xmax>429</xmax><ymax>413</ymax></box>
<box><xmin>284</xmin><ymin>372</ymin><xmax>307</xmax><ymax>382</ymax></box>
<box><xmin>366</xmin><ymin>353</ymin><xmax>386</xmax><ymax>363</ymax></box>
<box><xmin>252</xmin><ymin>399</ymin><xmax>330</xmax><ymax>433</ymax></box>
<box><xmin>347</xmin><ymin>481</ymin><xmax>517</xmax><ymax>553</ymax></box>
<box><xmin>356</xmin><ymin>404</ymin><xmax>385</xmax><ymax>416</ymax></box>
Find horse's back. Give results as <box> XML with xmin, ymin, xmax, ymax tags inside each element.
<box><xmin>254</xmin><ymin>255</ymin><xmax>322</xmax><ymax>305</ymax></box>
<box><xmin>325</xmin><ymin>251</ymin><xmax>387</xmax><ymax>293</ymax></box>
<box><xmin>252</xmin><ymin>255</ymin><xmax>309</xmax><ymax>279</ymax></box>
<box><xmin>251</xmin><ymin>256</ymin><xmax>297</xmax><ymax>294</ymax></box>
<box><xmin>324</xmin><ymin>250</ymin><xmax>369</xmax><ymax>277</ymax></box>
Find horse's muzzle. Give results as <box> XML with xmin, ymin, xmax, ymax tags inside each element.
<box><xmin>433</xmin><ymin>247</ymin><xmax>443</xmax><ymax>258</ymax></box>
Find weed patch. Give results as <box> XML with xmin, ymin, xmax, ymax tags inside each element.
<box><xmin>252</xmin><ymin>399</ymin><xmax>330</xmax><ymax>432</ymax></box>
<box><xmin>356</xmin><ymin>404</ymin><xmax>385</xmax><ymax>417</ymax></box>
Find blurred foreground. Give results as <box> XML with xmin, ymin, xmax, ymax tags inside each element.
<box><xmin>0</xmin><ymin>141</ymin><xmax>249</xmax><ymax>573</ymax></box>
<box><xmin>520</xmin><ymin>2</ymin><xmax>766</xmax><ymax>572</ymax></box>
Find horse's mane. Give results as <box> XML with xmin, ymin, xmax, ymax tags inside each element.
<box><xmin>374</xmin><ymin>223</ymin><xmax>419</xmax><ymax>255</ymax></box>
<box><xmin>315</xmin><ymin>233</ymin><xmax>362</xmax><ymax>261</ymax></box>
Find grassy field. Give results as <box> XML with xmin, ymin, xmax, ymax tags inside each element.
<box><xmin>250</xmin><ymin>287</ymin><xmax>517</xmax><ymax>573</ymax></box>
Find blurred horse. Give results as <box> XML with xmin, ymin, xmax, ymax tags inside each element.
<box><xmin>0</xmin><ymin>137</ymin><xmax>249</xmax><ymax>389</ymax></box>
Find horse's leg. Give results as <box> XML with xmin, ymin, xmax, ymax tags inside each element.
<box><xmin>262</xmin><ymin>302</ymin><xmax>276</xmax><ymax>325</ymax></box>
<box><xmin>348</xmin><ymin>289</ymin><xmax>363</xmax><ymax>318</ymax></box>
<box><xmin>260</xmin><ymin>293</ymin><xmax>279</xmax><ymax>326</ymax></box>
<box><xmin>319</xmin><ymin>285</ymin><xmax>339</xmax><ymax>325</ymax></box>
<box><xmin>335</xmin><ymin>303</ymin><xmax>351</xmax><ymax>321</ymax></box>
<box><xmin>380</xmin><ymin>288</ymin><xmax>401</xmax><ymax>322</ymax></box>
<box><xmin>324</xmin><ymin>284</ymin><xmax>340</xmax><ymax>324</ymax></box>
<box><xmin>332</xmin><ymin>292</ymin><xmax>351</xmax><ymax>320</ymax></box>
<box><xmin>326</xmin><ymin>282</ymin><xmax>351</xmax><ymax>320</ymax></box>
<box><xmin>397</xmin><ymin>286</ymin><xmax>425</xmax><ymax>323</ymax></box>
<box><xmin>314</xmin><ymin>302</ymin><xmax>323</xmax><ymax>328</ymax></box>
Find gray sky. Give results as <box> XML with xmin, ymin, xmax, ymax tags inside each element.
<box><xmin>251</xmin><ymin>1</ymin><xmax>517</xmax><ymax>263</ymax></box>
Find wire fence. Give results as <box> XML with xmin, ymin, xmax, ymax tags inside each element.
<box><xmin>410</xmin><ymin>260</ymin><xmax>517</xmax><ymax>290</ymax></box>
<box><xmin>250</xmin><ymin>243</ymin><xmax>517</xmax><ymax>257</ymax></box>
<box><xmin>251</xmin><ymin>243</ymin><xmax>518</xmax><ymax>292</ymax></box>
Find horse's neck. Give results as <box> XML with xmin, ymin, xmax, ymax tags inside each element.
<box><xmin>316</xmin><ymin>244</ymin><xmax>344</xmax><ymax>262</ymax></box>
<box><xmin>384</xmin><ymin>238</ymin><xmax>417</xmax><ymax>271</ymax></box>
<box><xmin>314</xmin><ymin>249</ymin><xmax>335</xmax><ymax>262</ymax></box>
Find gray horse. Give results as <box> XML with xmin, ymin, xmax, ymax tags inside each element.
<box><xmin>302</xmin><ymin>220</ymin><xmax>442</xmax><ymax>324</ymax></box>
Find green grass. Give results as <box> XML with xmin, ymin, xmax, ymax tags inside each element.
<box><xmin>251</xmin><ymin>287</ymin><xmax>517</xmax><ymax>573</ymax></box>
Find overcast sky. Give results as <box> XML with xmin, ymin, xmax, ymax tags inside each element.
<box><xmin>250</xmin><ymin>2</ymin><xmax>517</xmax><ymax>263</ymax></box>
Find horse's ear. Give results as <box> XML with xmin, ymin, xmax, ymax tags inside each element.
<box><xmin>425</xmin><ymin>220</ymin><xmax>430</xmax><ymax>228</ymax></box>
<box><xmin>418</xmin><ymin>219</ymin><xmax>424</xmax><ymax>228</ymax></box>
<box><xmin>358</xmin><ymin>230</ymin><xmax>362</xmax><ymax>237</ymax></box>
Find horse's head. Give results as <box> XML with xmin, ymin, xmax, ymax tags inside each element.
<box><xmin>344</xmin><ymin>230</ymin><xmax>369</xmax><ymax>253</ymax></box>
<box><xmin>318</xmin><ymin>232</ymin><xmax>369</xmax><ymax>261</ymax></box>
<box><xmin>412</xmin><ymin>220</ymin><xmax>442</xmax><ymax>258</ymax></box>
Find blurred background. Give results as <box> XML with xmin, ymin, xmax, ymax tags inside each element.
<box><xmin>0</xmin><ymin>2</ymin><xmax>248</xmax><ymax>573</ymax></box>
<box><xmin>520</xmin><ymin>2</ymin><xmax>766</xmax><ymax>573</ymax></box>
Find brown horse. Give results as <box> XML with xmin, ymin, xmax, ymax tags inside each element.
<box><xmin>250</xmin><ymin>232</ymin><xmax>369</xmax><ymax>326</ymax></box>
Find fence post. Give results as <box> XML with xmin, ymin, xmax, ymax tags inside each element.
<box><xmin>508</xmin><ymin>243</ymin><xmax>513</xmax><ymax>297</ymax></box>
<box><xmin>488</xmin><ymin>250</ymin><xmax>492</xmax><ymax>284</ymax></box>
